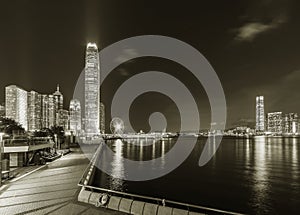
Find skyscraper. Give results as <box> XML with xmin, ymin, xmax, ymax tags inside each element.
<box><xmin>5</xmin><ymin>85</ymin><xmax>28</xmax><ymax>130</ymax></box>
<box><xmin>0</xmin><ymin>104</ymin><xmax>5</xmax><ymax>117</ymax></box>
<box><xmin>267</xmin><ymin>112</ymin><xmax>283</xmax><ymax>134</ymax></box>
<box><xmin>100</xmin><ymin>102</ymin><xmax>105</xmax><ymax>134</ymax></box>
<box><xmin>48</xmin><ymin>95</ymin><xmax>57</xmax><ymax>127</ymax></box>
<box><xmin>284</xmin><ymin>113</ymin><xmax>298</xmax><ymax>134</ymax></box>
<box><xmin>28</xmin><ymin>91</ymin><xmax>42</xmax><ymax>131</ymax></box>
<box><xmin>41</xmin><ymin>95</ymin><xmax>49</xmax><ymax>128</ymax></box>
<box><xmin>53</xmin><ymin>84</ymin><xmax>63</xmax><ymax>110</ymax></box>
<box><xmin>256</xmin><ymin>96</ymin><xmax>265</xmax><ymax>132</ymax></box>
<box><xmin>69</xmin><ymin>99</ymin><xmax>82</xmax><ymax>135</ymax></box>
<box><xmin>84</xmin><ymin>42</ymin><xmax>100</xmax><ymax>136</ymax></box>
<box><xmin>56</xmin><ymin>109</ymin><xmax>69</xmax><ymax>131</ymax></box>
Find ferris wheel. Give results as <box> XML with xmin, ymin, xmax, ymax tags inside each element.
<box><xmin>110</xmin><ymin>117</ymin><xmax>125</xmax><ymax>134</ymax></box>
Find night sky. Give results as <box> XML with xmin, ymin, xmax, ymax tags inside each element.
<box><xmin>1</xmin><ymin>0</ymin><xmax>300</xmax><ymax>131</ymax></box>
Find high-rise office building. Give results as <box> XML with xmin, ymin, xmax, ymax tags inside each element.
<box><xmin>100</xmin><ymin>102</ymin><xmax>105</xmax><ymax>134</ymax></box>
<box><xmin>56</xmin><ymin>109</ymin><xmax>69</xmax><ymax>131</ymax></box>
<box><xmin>0</xmin><ymin>104</ymin><xmax>5</xmax><ymax>117</ymax></box>
<box><xmin>69</xmin><ymin>99</ymin><xmax>81</xmax><ymax>135</ymax></box>
<box><xmin>284</xmin><ymin>113</ymin><xmax>298</xmax><ymax>134</ymax></box>
<box><xmin>41</xmin><ymin>95</ymin><xmax>49</xmax><ymax>128</ymax></box>
<box><xmin>256</xmin><ymin>96</ymin><xmax>265</xmax><ymax>132</ymax></box>
<box><xmin>28</xmin><ymin>91</ymin><xmax>42</xmax><ymax>131</ymax></box>
<box><xmin>84</xmin><ymin>42</ymin><xmax>100</xmax><ymax>136</ymax></box>
<box><xmin>48</xmin><ymin>95</ymin><xmax>57</xmax><ymax>128</ymax></box>
<box><xmin>5</xmin><ymin>85</ymin><xmax>28</xmax><ymax>130</ymax></box>
<box><xmin>53</xmin><ymin>84</ymin><xmax>63</xmax><ymax>110</ymax></box>
<box><xmin>267</xmin><ymin>112</ymin><xmax>283</xmax><ymax>134</ymax></box>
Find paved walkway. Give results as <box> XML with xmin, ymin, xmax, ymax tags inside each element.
<box><xmin>0</xmin><ymin>148</ymin><xmax>123</xmax><ymax>215</ymax></box>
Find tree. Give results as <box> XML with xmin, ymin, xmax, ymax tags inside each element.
<box><xmin>33</xmin><ymin>128</ymin><xmax>54</xmax><ymax>138</ymax></box>
<box><xmin>50</xmin><ymin>126</ymin><xmax>65</xmax><ymax>148</ymax></box>
<box><xmin>0</xmin><ymin>117</ymin><xmax>25</xmax><ymax>135</ymax></box>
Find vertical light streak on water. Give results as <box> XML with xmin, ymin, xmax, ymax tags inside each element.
<box><xmin>110</xmin><ymin>139</ymin><xmax>124</xmax><ymax>191</ymax></box>
<box><xmin>291</xmin><ymin>138</ymin><xmax>299</xmax><ymax>180</ymax></box>
<box><xmin>207</xmin><ymin>136</ymin><xmax>217</xmax><ymax>167</ymax></box>
<box><xmin>161</xmin><ymin>139</ymin><xmax>166</xmax><ymax>168</ymax></box>
<box><xmin>139</xmin><ymin>139</ymin><xmax>144</xmax><ymax>161</ymax></box>
<box><xmin>245</xmin><ymin>138</ymin><xmax>250</xmax><ymax>168</ymax></box>
<box><xmin>152</xmin><ymin>139</ymin><xmax>156</xmax><ymax>160</ymax></box>
<box><xmin>252</xmin><ymin>137</ymin><xmax>269</xmax><ymax>211</ymax></box>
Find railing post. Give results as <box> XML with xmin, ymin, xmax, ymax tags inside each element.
<box><xmin>0</xmin><ymin>133</ymin><xmax>4</xmax><ymax>187</ymax></box>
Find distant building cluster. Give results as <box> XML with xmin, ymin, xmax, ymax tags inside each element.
<box><xmin>4</xmin><ymin>84</ymin><xmax>68</xmax><ymax>131</ymax></box>
<box><xmin>2</xmin><ymin>42</ymin><xmax>106</xmax><ymax>136</ymax></box>
<box><xmin>256</xmin><ymin>96</ymin><xmax>299</xmax><ymax>135</ymax></box>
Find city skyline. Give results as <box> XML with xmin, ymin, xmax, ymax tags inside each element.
<box><xmin>1</xmin><ymin>0</ymin><xmax>300</xmax><ymax>130</ymax></box>
<box><xmin>2</xmin><ymin>80</ymin><xmax>299</xmax><ymax>134</ymax></box>
<box><xmin>1</xmin><ymin>37</ymin><xmax>299</xmax><ymax>133</ymax></box>
<box><xmin>0</xmin><ymin>2</ymin><xmax>299</xmax><ymax>214</ymax></box>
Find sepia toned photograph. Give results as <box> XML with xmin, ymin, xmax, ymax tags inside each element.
<box><xmin>0</xmin><ymin>1</ymin><xmax>299</xmax><ymax>214</ymax></box>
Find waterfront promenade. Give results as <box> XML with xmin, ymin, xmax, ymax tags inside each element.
<box><xmin>0</xmin><ymin>147</ymin><xmax>123</xmax><ymax>215</ymax></box>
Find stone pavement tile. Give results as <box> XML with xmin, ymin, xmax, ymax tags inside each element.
<box><xmin>48</xmin><ymin>202</ymin><xmax>88</xmax><ymax>215</ymax></box>
<box><xmin>24</xmin><ymin>165</ymin><xmax>85</xmax><ymax>179</ymax></box>
<box><xmin>0</xmin><ymin>189</ymin><xmax>77</xmax><ymax>207</ymax></box>
<box><xmin>0</xmin><ymin>197</ymin><xmax>72</xmax><ymax>215</ymax></box>
<box><xmin>6</xmin><ymin>178</ymin><xmax>79</xmax><ymax>191</ymax></box>
<box><xmin>12</xmin><ymin>165</ymin><xmax>44</xmax><ymax>179</ymax></box>
<box><xmin>13</xmin><ymin>171</ymin><xmax>83</xmax><ymax>184</ymax></box>
<box><xmin>0</xmin><ymin>183</ymin><xmax>77</xmax><ymax>199</ymax></box>
<box><xmin>25</xmin><ymin>202</ymin><xmax>68</xmax><ymax>215</ymax></box>
<box><xmin>81</xmin><ymin>208</ymin><xmax>127</xmax><ymax>215</ymax></box>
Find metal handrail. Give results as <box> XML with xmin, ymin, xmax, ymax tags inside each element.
<box><xmin>78</xmin><ymin>183</ymin><xmax>244</xmax><ymax>215</ymax></box>
<box><xmin>78</xmin><ymin>142</ymin><xmax>103</xmax><ymax>185</ymax></box>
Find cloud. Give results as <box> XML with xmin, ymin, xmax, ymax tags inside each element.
<box><xmin>235</xmin><ymin>17</ymin><xmax>286</xmax><ymax>42</ymax></box>
<box><xmin>114</xmin><ymin>48</ymin><xmax>139</xmax><ymax>64</ymax></box>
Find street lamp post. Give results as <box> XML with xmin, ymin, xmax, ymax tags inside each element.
<box><xmin>0</xmin><ymin>132</ymin><xmax>5</xmax><ymax>186</ymax></box>
<box><xmin>54</xmin><ymin>134</ymin><xmax>57</xmax><ymax>154</ymax></box>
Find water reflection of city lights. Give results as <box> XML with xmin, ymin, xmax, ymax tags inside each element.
<box><xmin>110</xmin><ymin>139</ymin><xmax>124</xmax><ymax>191</ymax></box>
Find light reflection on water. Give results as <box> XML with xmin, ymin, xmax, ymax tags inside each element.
<box><xmin>93</xmin><ymin>137</ymin><xmax>300</xmax><ymax>214</ymax></box>
<box><xmin>109</xmin><ymin>139</ymin><xmax>125</xmax><ymax>191</ymax></box>
<box><xmin>252</xmin><ymin>137</ymin><xmax>269</xmax><ymax>213</ymax></box>
<box><xmin>292</xmin><ymin>138</ymin><xmax>299</xmax><ymax>180</ymax></box>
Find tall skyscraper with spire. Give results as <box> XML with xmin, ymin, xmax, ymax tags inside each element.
<box><xmin>84</xmin><ymin>42</ymin><xmax>100</xmax><ymax>136</ymax></box>
<box><xmin>53</xmin><ymin>84</ymin><xmax>63</xmax><ymax>110</ymax></box>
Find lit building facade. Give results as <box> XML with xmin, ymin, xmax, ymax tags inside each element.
<box><xmin>56</xmin><ymin>109</ymin><xmax>69</xmax><ymax>131</ymax></box>
<box><xmin>0</xmin><ymin>104</ymin><xmax>5</xmax><ymax>117</ymax></box>
<box><xmin>85</xmin><ymin>42</ymin><xmax>100</xmax><ymax>136</ymax></box>
<box><xmin>53</xmin><ymin>84</ymin><xmax>63</xmax><ymax>110</ymax></box>
<box><xmin>41</xmin><ymin>95</ymin><xmax>49</xmax><ymax>128</ymax></box>
<box><xmin>48</xmin><ymin>95</ymin><xmax>57</xmax><ymax>128</ymax></box>
<box><xmin>100</xmin><ymin>102</ymin><xmax>105</xmax><ymax>134</ymax></box>
<box><xmin>5</xmin><ymin>85</ymin><xmax>28</xmax><ymax>130</ymax></box>
<box><xmin>69</xmin><ymin>99</ymin><xmax>81</xmax><ymax>135</ymax></box>
<box><xmin>284</xmin><ymin>113</ymin><xmax>298</xmax><ymax>134</ymax></box>
<box><xmin>256</xmin><ymin>96</ymin><xmax>265</xmax><ymax>132</ymax></box>
<box><xmin>267</xmin><ymin>112</ymin><xmax>283</xmax><ymax>134</ymax></box>
<box><xmin>27</xmin><ymin>91</ymin><xmax>42</xmax><ymax>131</ymax></box>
